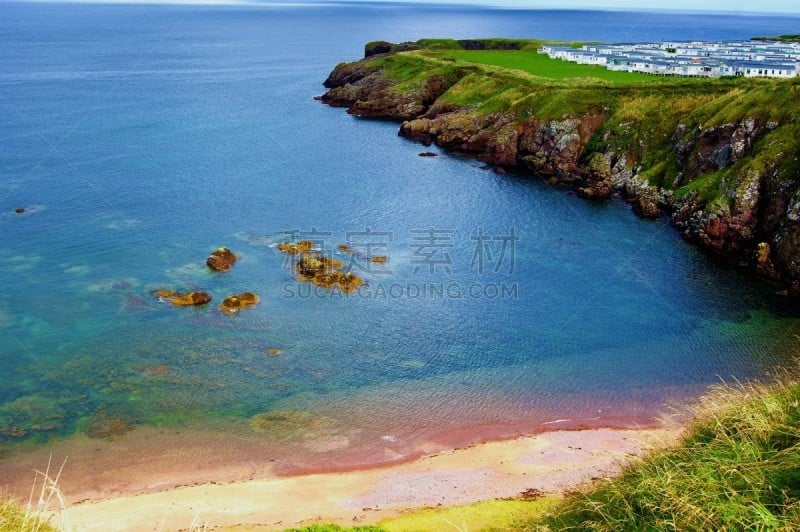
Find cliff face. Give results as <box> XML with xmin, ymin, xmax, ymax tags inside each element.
<box><xmin>320</xmin><ymin>43</ymin><xmax>800</xmax><ymax>292</ymax></box>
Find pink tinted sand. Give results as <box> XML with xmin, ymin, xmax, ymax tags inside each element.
<box><xmin>54</xmin><ymin>426</ymin><xmax>679</xmax><ymax>530</ymax></box>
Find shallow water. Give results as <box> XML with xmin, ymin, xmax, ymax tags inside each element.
<box><xmin>2</xmin><ymin>2</ymin><xmax>800</xmax><ymax>497</ymax></box>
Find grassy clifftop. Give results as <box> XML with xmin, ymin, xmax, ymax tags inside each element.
<box><xmin>322</xmin><ymin>39</ymin><xmax>800</xmax><ymax>291</ymax></box>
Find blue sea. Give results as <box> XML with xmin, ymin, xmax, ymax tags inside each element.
<box><xmin>2</xmin><ymin>1</ymin><xmax>800</xmax><ymax>497</ymax></box>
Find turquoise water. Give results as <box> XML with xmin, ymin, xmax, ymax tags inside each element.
<box><xmin>2</xmin><ymin>2</ymin><xmax>800</xmax><ymax>490</ymax></box>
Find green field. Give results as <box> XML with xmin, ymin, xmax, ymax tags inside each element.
<box><xmin>445</xmin><ymin>49</ymin><xmax>654</xmax><ymax>84</ymax></box>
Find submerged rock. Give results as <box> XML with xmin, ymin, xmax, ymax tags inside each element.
<box><xmin>171</xmin><ymin>292</ymin><xmax>212</xmax><ymax>306</ymax></box>
<box><xmin>132</xmin><ymin>363</ymin><xmax>174</xmax><ymax>377</ymax></box>
<box><xmin>0</xmin><ymin>395</ymin><xmax>67</xmax><ymax>438</ymax></box>
<box><xmin>88</xmin><ymin>278</ymin><xmax>138</xmax><ymax>293</ymax></box>
<box><xmin>154</xmin><ymin>289</ymin><xmax>212</xmax><ymax>307</ymax></box>
<box><xmin>277</xmin><ymin>240</ymin><xmax>315</xmax><ymax>255</ymax></box>
<box><xmin>154</xmin><ymin>289</ymin><xmax>177</xmax><ymax>299</ymax></box>
<box><xmin>337</xmin><ymin>272</ymin><xmax>364</xmax><ymax>293</ymax></box>
<box><xmin>219</xmin><ymin>291</ymin><xmax>260</xmax><ymax>315</ymax></box>
<box><xmin>250</xmin><ymin>410</ymin><xmax>338</xmax><ymax>440</ymax></box>
<box><xmin>86</xmin><ymin>411</ymin><xmax>136</xmax><ymax>440</ymax></box>
<box><xmin>206</xmin><ymin>247</ymin><xmax>238</xmax><ymax>271</ymax></box>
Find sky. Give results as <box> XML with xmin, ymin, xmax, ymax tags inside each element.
<box><xmin>14</xmin><ymin>0</ymin><xmax>800</xmax><ymax>15</ymax></box>
<box><xmin>361</xmin><ymin>0</ymin><xmax>800</xmax><ymax>15</ymax></box>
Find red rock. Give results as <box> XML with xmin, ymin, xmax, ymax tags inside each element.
<box><xmin>206</xmin><ymin>247</ymin><xmax>238</xmax><ymax>271</ymax></box>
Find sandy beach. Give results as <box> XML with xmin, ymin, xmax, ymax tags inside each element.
<box><xmin>56</xmin><ymin>426</ymin><xmax>679</xmax><ymax>531</ymax></box>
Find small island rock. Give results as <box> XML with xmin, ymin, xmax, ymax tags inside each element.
<box><xmin>219</xmin><ymin>291</ymin><xmax>260</xmax><ymax>315</ymax></box>
<box><xmin>206</xmin><ymin>247</ymin><xmax>238</xmax><ymax>271</ymax></box>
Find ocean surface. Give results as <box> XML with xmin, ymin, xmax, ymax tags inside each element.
<box><xmin>2</xmin><ymin>1</ymin><xmax>800</xmax><ymax>496</ymax></box>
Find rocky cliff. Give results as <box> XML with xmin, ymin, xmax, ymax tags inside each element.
<box><xmin>320</xmin><ymin>41</ymin><xmax>800</xmax><ymax>292</ymax></box>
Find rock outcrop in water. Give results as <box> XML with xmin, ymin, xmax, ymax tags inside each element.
<box><xmin>219</xmin><ymin>292</ymin><xmax>260</xmax><ymax>315</ymax></box>
<box><xmin>320</xmin><ymin>40</ymin><xmax>800</xmax><ymax>292</ymax></box>
<box><xmin>154</xmin><ymin>289</ymin><xmax>212</xmax><ymax>306</ymax></box>
<box><xmin>276</xmin><ymin>241</ymin><xmax>365</xmax><ymax>293</ymax></box>
<box><xmin>206</xmin><ymin>247</ymin><xmax>238</xmax><ymax>272</ymax></box>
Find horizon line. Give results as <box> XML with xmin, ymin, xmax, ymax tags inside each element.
<box><xmin>3</xmin><ymin>0</ymin><xmax>800</xmax><ymax>16</ymax></box>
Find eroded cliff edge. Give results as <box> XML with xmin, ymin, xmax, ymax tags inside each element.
<box><xmin>320</xmin><ymin>40</ymin><xmax>800</xmax><ymax>291</ymax></box>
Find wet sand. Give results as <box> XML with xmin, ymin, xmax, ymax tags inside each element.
<box><xmin>54</xmin><ymin>426</ymin><xmax>679</xmax><ymax>531</ymax></box>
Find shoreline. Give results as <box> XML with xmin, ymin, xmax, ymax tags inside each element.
<box><xmin>0</xmin><ymin>409</ymin><xmax>676</xmax><ymax>502</ymax></box>
<box><xmin>54</xmin><ymin>425</ymin><xmax>680</xmax><ymax>530</ymax></box>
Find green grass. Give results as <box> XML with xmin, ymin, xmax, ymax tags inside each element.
<box><xmin>379</xmin><ymin>498</ymin><xmax>560</xmax><ymax>531</ymax></box>
<box><xmin>536</xmin><ymin>374</ymin><xmax>800</xmax><ymax>530</ymax></box>
<box><xmin>444</xmin><ymin>50</ymin><xmax>654</xmax><ymax>84</ymax></box>
<box><xmin>283</xmin><ymin>526</ymin><xmax>382</xmax><ymax>532</ymax></box>
<box><xmin>0</xmin><ymin>498</ymin><xmax>54</xmax><ymax>531</ymax></box>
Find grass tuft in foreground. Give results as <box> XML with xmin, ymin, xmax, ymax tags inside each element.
<box><xmin>537</xmin><ymin>373</ymin><xmax>800</xmax><ymax>530</ymax></box>
<box><xmin>0</xmin><ymin>498</ymin><xmax>54</xmax><ymax>532</ymax></box>
<box><xmin>0</xmin><ymin>456</ymin><xmax>68</xmax><ymax>532</ymax></box>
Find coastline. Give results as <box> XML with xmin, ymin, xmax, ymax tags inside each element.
<box><xmin>320</xmin><ymin>41</ymin><xmax>800</xmax><ymax>293</ymax></box>
<box><xmin>57</xmin><ymin>425</ymin><xmax>680</xmax><ymax>530</ymax></box>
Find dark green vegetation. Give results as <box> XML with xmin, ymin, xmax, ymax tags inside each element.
<box><xmin>753</xmin><ymin>35</ymin><xmax>800</xmax><ymax>43</ymax></box>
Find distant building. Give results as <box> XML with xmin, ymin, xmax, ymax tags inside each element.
<box><xmin>539</xmin><ymin>39</ymin><xmax>800</xmax><ymax>79</ymax></box>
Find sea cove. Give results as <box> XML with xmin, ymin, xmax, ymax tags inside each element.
<box><xmin>2</xmin><ymin>1</ymin><xmax>800</xmax><ymax>508</ymax></box>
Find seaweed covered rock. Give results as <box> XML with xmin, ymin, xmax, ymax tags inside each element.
<box><xmin>277</xmin><ymin>240</ymin><xmax>315</xmax><ymax>255</ymax></box>
<box><xmin>206</xmin><ymin>247</ymin><xmax>238</xmax><ymax>272</ymax></box>
<box><xmin>296</xmin><ymin>253</ymin><xmax>364</xmax><ymax>293</ymax></box>
<box><xmin>296</xmin><ymin>254</ymin><xmax>325</xmax><ymax>276</ymax></box>
<box><xmin>0</xmin><ymin>395</ymin><xmax>67</xmax><ymax>440</ymax></box>
<box><xmin>171</xmin><ymin>292</ymin><xmax>212</xmax><ymax>306</ymax></box>
<box><xmin>337</xmin><ymin>272</ymin><xmax>364</xmax><ymax>293</ymax></box>
<box><xmin>154</xmin><ymin>289</ymin><xmax>212</xmax><ymax>306</ymax></box>
<box><xmin>86</xmin><ymin>411</ymin><xmax>136</xmax><ymax>440</ymax></box>
<box><xmin>250</xmin><ymin>410</ymin><xmax>339</xmax><ymax>441</ymax></box>
<box><xmin>219</xmin><ymin>292</ymin><xmax>260</xmax><ymax>315</ymax></box>
<box><xmin>275</xmin><ymin>240</ymin><xmax>367</xmax><ymax>294</ymax></box>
